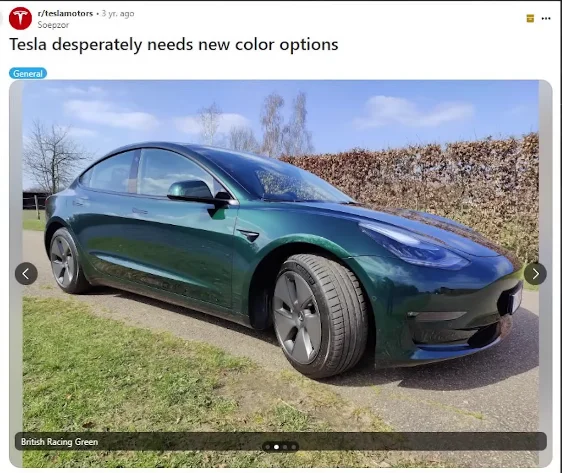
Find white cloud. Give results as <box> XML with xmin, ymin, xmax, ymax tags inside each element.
<box><xmin>354</xmin><ymin>95</ymin><xmax>474</xmax><ymax>129</ymax></box>
<box><xmin>175</xmin><ymin>113</ymin><xmax>250</xmax><ymax>135</ymax></box>
<box><xmin>47</xmin><ymin>85</ymin><xmax>106</xmax><ymax>97</ymax></box>
<box><xmin>50</xmin><ymin>125</ymin><xmax>98</xmax><ymax>138</ymax></box>
<box><xmin>64</xmin><ymin>100</ymin><xmax>159</xmax><ymax>131</ymax></box>
<box><xmin>66</xmin><ymin>127</ymin><xmax>98</xmax><ymax>138</ymax></box>
<box><xmin>506</xmin><ymin>104</ymin><xmax>528</xmax><ymax>117</ymax></box>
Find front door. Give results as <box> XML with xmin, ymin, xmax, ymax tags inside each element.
<box><xmin>122</xmin><ymin>147</ymin><xmax>238</xmax><ymax>308</ymax></box>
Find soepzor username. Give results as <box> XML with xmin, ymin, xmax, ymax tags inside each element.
<box><xmin>20</xmin><ymin>437</ymin><xmax>99</xmax><ymax>447</ymax></box>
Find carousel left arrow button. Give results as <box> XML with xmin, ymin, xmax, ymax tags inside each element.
<box><xmin>15</xmin><ymin>262</ymin><xmax>38</xmax><ymax>285</ymax></box>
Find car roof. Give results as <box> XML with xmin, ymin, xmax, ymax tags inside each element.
<box><xmin>99</xmin><ymin>141</ymin><xmax>197</xmax><ymax>157</ymax></box>
<box><xmin>100</xmin><ymin>142</ymin><xmax>272</xmax><ymax>164</ymax></box>
<box><xmin>99</xmin><ymin>142</ymin><xmax>281</xmax><ymax>173</ymax></box>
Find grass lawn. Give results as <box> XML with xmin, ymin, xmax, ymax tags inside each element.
<box><xmin>23</xmin><ymin>210</ymin><xmax>45</xmax><ymax>231</ymax></box>
<box><xmin>23</xmin><ymin>296</ymin><xmax>440</xmax><ymax>468</ymax></box>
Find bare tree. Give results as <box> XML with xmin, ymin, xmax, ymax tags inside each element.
<box><xmin>23</xmin><ymin>120</ymin><xmax>91</xmax><ymax>194</ymax></box>
<box><xmin>23</xmin><ymin>186</ymin><xmax>47</xmax><ymax>193</ymax></box>
<box><xmin>228</xmin><ymin>126</ymin><xmax>260</xmax><ymax>153</ymax></box>
<box><xmin>282</xmin><ymin>92</ymin><xmax>314</xmax><ymax>157</ymax></box>
<box><xmin>197</xmin><ymin>102</ymin><xmax>222</xmax><ymax>145</ymax></box>
<box><xmin>260</xmin><ymin>93</ymin><xmax>285</xmax><ymax>158</ymax></box>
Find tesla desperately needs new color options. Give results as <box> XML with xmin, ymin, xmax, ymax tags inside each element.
<box><xmin>44</xmin><ymin>142</ymin><xmax>524</xmax><ymax>378</ymax></box>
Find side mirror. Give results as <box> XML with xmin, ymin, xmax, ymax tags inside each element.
<box><xmin>167</xmin><ymin>180</ymin><xmax>233</xmax><ymax>207</ymax></box>
<box><xmin>168</xmin><ymin>180</ymin><xmax>213</xmax><ymax>199</ymax></box>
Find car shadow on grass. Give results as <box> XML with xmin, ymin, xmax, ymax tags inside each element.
<box><xmin>86</xmin><ymin>286</ymin><xmax>539</xmax><ymax>392</ymax></box>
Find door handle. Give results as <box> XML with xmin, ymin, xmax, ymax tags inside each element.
<box><xmin>72</xmin><ymin>199</ymin><xmax>84</xmax><ymax>206</ymax></box>
<box><xmin>132</xmin><ymin>207</ymin><xmax>148</xmax><ymax>215</ymax></box>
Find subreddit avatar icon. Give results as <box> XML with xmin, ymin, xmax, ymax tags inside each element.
<box><xmin>10</xmin><ymin>7</ymin><xmax>32</xmax><ymax>30</ymax></box>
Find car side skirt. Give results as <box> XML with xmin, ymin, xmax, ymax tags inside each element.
<box><xmin>88</xmin><ymin>273</ymin><xmax>253</xmax><ymax>329</ymax></box>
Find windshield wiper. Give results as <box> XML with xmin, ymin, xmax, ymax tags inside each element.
<box><xmin>261</xmin><ymin>198</ymin><xmax>325</xmax><ymax>203</ymax></box>
<box><xmin>339</xmin><ymin>201</ymin><xmax>363</xmax><ymax>206</ymax></box>
<box><xmin>261</xmin><ymin>198</ymin><xmax>298</xmax><ymax>202</ymax></box>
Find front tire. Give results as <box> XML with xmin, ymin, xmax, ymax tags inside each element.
<box><xmin>272</xmin><ymin>254</ymin><xmax>369</xmax><ymax>379</ymax></box>
<box><xmin>49</xmin><ymin>227</ymin><xmax>92</xmax><ymax>294</ymax></box>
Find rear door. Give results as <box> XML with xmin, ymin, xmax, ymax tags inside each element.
<box><xmin>119</xmin><ymin>147</ymin><xmax>238</xmax><ymax>308</ymax></box>
<box><xmin>71</xmin><ymin>149</ymin><xmax>142</xmax><ymax>280</ymax></box>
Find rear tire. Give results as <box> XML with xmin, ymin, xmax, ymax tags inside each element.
<box><xmin>49</xmin><ymin>227</ymin><xmax>92</xmax><ymax>294</ymax></box>
<box><xmin>272</xmin><ymin>254</ymin><xmax>369</xmax><ymax>379</ymax></box>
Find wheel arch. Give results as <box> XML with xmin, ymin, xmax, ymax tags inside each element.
<box><xmin>44</xmin><ymin>217</ymin><xmax>68</xmax><ymax>256</ymax></box>
<box><xmin>246</xmin><ymin>237</ymin><xmax>376</xmax><ymax>339</ymax></box>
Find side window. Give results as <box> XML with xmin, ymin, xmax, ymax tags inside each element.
<box><xmin>137</xmin><ymin>148</ymin><xmax>227</xmax><ymax>197</ymax></box>
<box><xmin>88</xmin><ymin>151</ymin><xmax>135</xmax><ymax>193</ymax></box>
<box><xmin>79</xmin><ymin>167</ymin><xmax>93</xmax><ymax>187</ymax></box>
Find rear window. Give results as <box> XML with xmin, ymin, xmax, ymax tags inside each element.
<box><xmin>79</xmin><ymin>168</ymin><xmax>93</xmax><ymax>187</ymax></box>
<box><xmin>85</xmin><ymin>151</ymin><xmax>135</xmax><ymax>193</ymax></box>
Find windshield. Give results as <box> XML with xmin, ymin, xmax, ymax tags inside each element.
<box><xmin>191</xmin><ymin>146</ymin><xmax>354</xmax><ymax>203</ymax></box>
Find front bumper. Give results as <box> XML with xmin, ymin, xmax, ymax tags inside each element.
<box><xmin>346</xmin><ymin>254</ymin><xmax>524</xmax><ymax>367</ymax></box>
<box><xmin>384</xmin><ymin>313</ymin><xmax>514</xmax><ymax>367</ymax></box>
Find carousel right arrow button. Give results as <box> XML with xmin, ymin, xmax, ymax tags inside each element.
<box><xmin>524</xmin><ymin>262</ymin><xmax>547</xmax><ymax>286</ymax></box>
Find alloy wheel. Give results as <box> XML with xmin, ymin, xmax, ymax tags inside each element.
<box><xmin>50</xmin><ymin>236</ymin><xmax>75</xmax><ymax>288</ymax></box>
<box><xmin>273</xmin><ymin>271</ymin><xmax>321</xmax><ymax>364</ymax></box>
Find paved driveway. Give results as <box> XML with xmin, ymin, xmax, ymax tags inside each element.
<box><xmin>22</xmin><ymin>230</ymin><xmax>540</xmax><ymax>467</ymax></box>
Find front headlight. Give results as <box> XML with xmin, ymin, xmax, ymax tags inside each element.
<box><xmin>359</xmin><ymin>222</ymin><xmax>470</xmax><ymax>270</ymax></box>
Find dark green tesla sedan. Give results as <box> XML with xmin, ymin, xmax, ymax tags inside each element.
<box><xmin>44</xmin><ymin>142</ymin><xmax>524</xmax><ymax>378</ymax></box>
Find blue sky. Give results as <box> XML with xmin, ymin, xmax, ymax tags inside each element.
<box><xmin>22</xmin><ymin>80</ymin><xmax>538</xmax><ymax>188</ymax></box>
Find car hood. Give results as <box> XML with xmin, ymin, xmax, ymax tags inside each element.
<box><xmin>296</xmin><ymin>202</ymin><xmax>513</xmax><ymax>259</ymax></box>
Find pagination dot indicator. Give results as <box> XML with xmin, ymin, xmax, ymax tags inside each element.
<box><xmin>262</xmin><ymin>441</ymin><xmax>299</xmax><ymax>452</ymax></box>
